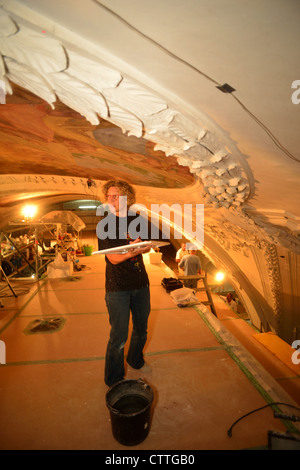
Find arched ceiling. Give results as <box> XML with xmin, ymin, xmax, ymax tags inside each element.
<box><xmin>0</xmin><ymin>0</ymin><xmax>299</xmax><ymax>236</ymax></box>
<box><xmin>0</xmin><ymin>0</ymin><xmax>300</xmax><ymax>340</ymax></box>
<box><xmin>0</xmin><ymin>84</ymin><xmax>194</xmax><ymax>188</ymax></box>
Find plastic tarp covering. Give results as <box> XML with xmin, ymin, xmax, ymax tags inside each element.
<box><xmin>40</xmin><ymin>211</ymin><xmax>86</xmax><ymax>232</ymax></box>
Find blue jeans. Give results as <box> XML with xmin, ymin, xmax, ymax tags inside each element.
<box><xmin>104</xmin><ymin>286</ymin><xmax>151</xmax><ymax>386</ymax></box>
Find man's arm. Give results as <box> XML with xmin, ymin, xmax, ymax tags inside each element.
<box><xmin>106</xmin><ymin>239</ymin><xmax>152</xmax><ymax>265</ymax></box>
<box><xmin>197</xmin><ymin>259</ymin><xmax>201</xmax><ymax>275</ymax></box>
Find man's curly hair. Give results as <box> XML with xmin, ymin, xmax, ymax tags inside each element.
<box><xmin>102</xmin><ymin>180</ymin><xmax>136</xmax><ymax>206</ymax></box>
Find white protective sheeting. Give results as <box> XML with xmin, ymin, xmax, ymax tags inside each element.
<box><xmin>40</xmin><ymin>211</ymin><xmax>86</xmax><ymax>232</ymax></box>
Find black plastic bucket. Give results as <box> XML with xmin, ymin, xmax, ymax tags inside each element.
<box><xmin>106</xmin><ymin>379</ymin><xmax>154</xmax><ymax>446</ymax></box>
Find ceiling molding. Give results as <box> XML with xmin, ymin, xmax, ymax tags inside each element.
<box><xmin>0</xmin><ymin>5</ymin><xmax>251</xmax><ymax>213</ymax></box>
<box><xmin>0</xmin><ymin>1</ymin><xmax>299</xmax><ymax>257</ymax></box>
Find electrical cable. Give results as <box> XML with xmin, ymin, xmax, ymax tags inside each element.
<box><xmin>94</xmin><ymin>0</ymin><xmax>219</xmax><ymax>86</ymax></box>
<box><xmin>94</xmin><ymin>1</ymin><xmax>300</xmax><ymax>163</ymax></box>
<box><xmin>0</xmin><ymin>278</ymin><xmax>41</xmax><ymax>297</ymax></box>
<box><xmin>0</xmin><ymin>285</ymin><xmax>30</xmax><ymax>296</ymax></box>
<box><xmin>231</xmin><ymin>94</ymin><xmax>300</xmax><ymax>163</ymax></box>
<box><xmin>227</xmin><ymin>402</ymin><xmax>300</xmax><ymax>438</ymax></box>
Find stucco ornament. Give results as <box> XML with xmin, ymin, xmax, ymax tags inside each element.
<box><xmin>0</xmin><ymin>6</ymin><xmax>249</xmax><ymax>209</ymax></box>
<box><xmin>0</xmin><ymin>5</ymin><xmax>299</xmax><ymax>255</ymax></box>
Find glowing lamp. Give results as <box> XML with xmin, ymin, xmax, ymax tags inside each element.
<box><xmin>22</xmin><ymin>204</ymin><xmax>37</xmax><ymax>221</ymax></box>
<box><xmin>215</xmin><ymin>271</ymin><xmax>225</xmax><ymax>283</ymax></box>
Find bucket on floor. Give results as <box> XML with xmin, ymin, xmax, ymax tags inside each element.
<box><xmin>83</xmin><ymin>246</ymin><xmax>93</xmax><ymax>256</ymax></box>
<box><xmin>106</xmin><ymin>379</ymin><xmax>154</xmax><ymax>446</ymax></box>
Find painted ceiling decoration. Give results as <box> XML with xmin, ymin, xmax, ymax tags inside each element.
<box><xmin>0</xmin><ymin>5</ymin><xmax>250</xmax><ymax>200</ymax></box>
<box><xmin>0</xmin><ymin>0</ymin><xmax>299</xmax><ymax>342</ymax></box>
<box><xmin>0</xmin><ymin>85</ymin><xmax>194</xmax><ymax>189</ymax></box>
<box><xmin>0</xmin><ymin>5</ymin><xmax>250</xmax><ymax>207</ymax></box>
<box><xmin>1</xmin><ymin>1</ymin><xmax>299</xmax><ymax>253</ymax></box>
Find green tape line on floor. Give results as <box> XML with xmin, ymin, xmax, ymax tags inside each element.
<box><xmin>0</xmin><ymin>279</ymin><xmax>48</xmax><ymax>335</ymax></box>
<box><xmin>193</xmin><ymin>305</ymin><xmax>300</xmax><ymax>435</ymax></box>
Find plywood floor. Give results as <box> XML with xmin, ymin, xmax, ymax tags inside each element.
<box><xmin>0</xmin><ymin>254</ymin><xmax>299</xmax><ymax>450</ymax></box>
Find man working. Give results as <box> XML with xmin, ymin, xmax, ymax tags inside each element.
<box><xmin>175</xmin><ymin>243</ymin><xmax>188</xmax><ymax>264</ymax></box>
<box><xmin>179</xmin><ymin>249</ymin><xmax>201</xmax><ymax>289</ymax></box>
<box><xmin>98</xmin><ymin>180</ymin><xmax>152</xmax><ymax>387</ymax></box>
<box><xmin>225</xmin><ymin>292</ymin><xmax>237</xmax><ymax>312</ymax></box>
<box><xmin>175</xmin><ymin>242</ymin><xmax>188</xmax><ymax>274</ymax></box>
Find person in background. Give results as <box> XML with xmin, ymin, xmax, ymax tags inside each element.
<box><xmin>179</xmin><ymin>249</ymin><xmax>201</xmax><ymax>289</ymax></box>
<box><xmin>175</xmin><ymin>243</ymin><xmax>188</xmax><ymax>264</ymax></box>
<box><xmin>99</xmin><ymin>180</ymin><xmax>152</xmax><ymax>387</ymax></box>
<box><xmin>225</xmin><ymin>292</ymin><xmax>237</xmax><ymax>312</ymax></box>
<box><xmin>176</xmin><ymin>242</ymin><xmax>188</xmax><ymax>274</ymax></box>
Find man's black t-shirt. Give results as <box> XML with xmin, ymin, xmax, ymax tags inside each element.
<box><xmin>98</xmin><ymin>213</ymin><xmax>149</xmax><ymax>292</ymax></box>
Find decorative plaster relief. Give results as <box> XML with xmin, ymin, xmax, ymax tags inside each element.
<box><xmin>0</xmin><ymin>6</ymin><xmax>299</xmax><ymax>256</ymax></box>
<box><xmin>246</xmin><ymin>209</ymin><xmax>300</xmax><ymax>236</ymax></box>
<box><xmin>104</xmin><ymin>100</ymin><xmax>143</xmax><ymax>138</ymax></box>
<box><xmin>0</xmin><ymin>174</ymin><xmax>102</xmax><ymax>199</ymax></box>
<box><xmin>0</xmin><ymin>52</ymin><xmax>5</xmax><ymax>77</ymax></box>
<box><xmin>0</xmin><ymin>6</ymin><xmax>250</xmax><ymax>211</ymax></box>
<box><xmin>205</xmin><ymin>223</ymin><xmax>252</xmax><ymax>258</ymax></box>
<box><xmin>0</xmin><ymin>25</ymin><xmax>67</xmax><ymax>74</ymax></box>
<box><xmin>46</xmin><ymin>71</ymin><xmax>109</xmax><ymax>125</ymax></box>
<box><xmin>67</xmin><ymin>50</ymin><xmax>123</xmax><ymax>91</ymax></box>
<box><xmin>261</xmin><ymin>242</ymin><xmax>283</xmax><ymax>331</ymax></box>
<box><xmin>244</xmin><ymin>208</ymin><xmax>300</xmax><ymax>254</ymax></box>
<box><xmin>204</xmin><ymin>218</ymin><xmax>284</xmax><ymax>331</ymax></box>
<box><xmin>0</xmin><ymin>8</ymin><xmax>17</xmax><ymax>38</ymax></box>
<box><xmin>4</xmin><ymin>57</ymin><xmax>56</xmax><ymax>106</ymax></box>
<box><xmin>103</xmin><ymin>78</ymin><xmax>168</xmax><ymax>118</ymax></box>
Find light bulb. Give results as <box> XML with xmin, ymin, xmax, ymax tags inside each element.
<box><xmin>215</xmin><ymin>271</ymin><xmax>225</xmax><ymax>282</ymax></box>
<box><xmin>22</xmin><ymin>204</ymin><xmax>37</xmax><ymax>220</ymax></box>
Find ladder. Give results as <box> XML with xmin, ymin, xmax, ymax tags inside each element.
<box><xmin>177</xmin><ymin>273</ymin><xmax>217</xmax><ymax>316</ymax></box>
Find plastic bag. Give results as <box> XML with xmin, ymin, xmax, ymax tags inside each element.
<box><xmin>170</xmin><ymin>287</ymin><xmax>199</xmax><ymax>307</ymax></box>
<box><xmin>52</xmin><ymin>252</ymin><xmax>66</xmax><ymax>268</ymax></box>
<box><xmin>47</xmin><ymin>252</ymin><xmax>73</xmax><ymax>278</ymax></box>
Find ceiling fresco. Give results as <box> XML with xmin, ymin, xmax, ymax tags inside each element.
<box><xmin>0</xmin><ymin>85</ymin><xmax>194</xmax><ymax>189</ymax></box>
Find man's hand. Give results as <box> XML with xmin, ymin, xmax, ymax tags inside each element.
<box><xmin>129</xmin><ymin>238</ymin><xmax>152</xmax><ymax>255</ymax></box>
<box><xmin>106</xmin><ymin>239</ymin><xmax>152</xmax><ymax>265</ymax></box>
